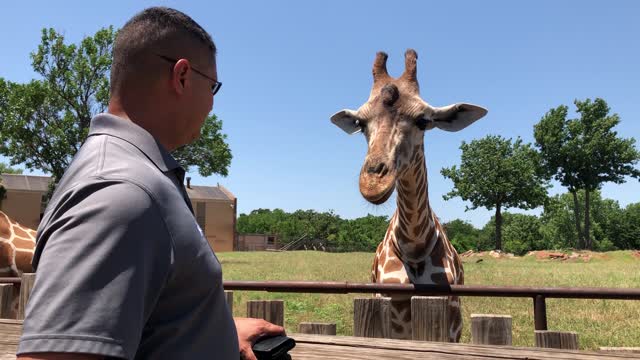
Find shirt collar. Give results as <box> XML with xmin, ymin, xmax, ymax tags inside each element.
<box><xmin>88</xmin><ymin>113</ymin><xmax>183</xmax><ymax>174</ymax></box>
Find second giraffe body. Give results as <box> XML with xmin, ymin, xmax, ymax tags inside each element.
<box><xmin>0</xmin><ymin>210</ymin><xmax>36</xmax><ymax>318</ymax></box>
<box><xmin>331</xmin><ymin>49</ymin><xmax>487</xmax><ymax>341</ymax></box>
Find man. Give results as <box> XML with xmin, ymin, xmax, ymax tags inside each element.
<box><xmin>17</xmin><ymin>7</ymin><xmax>284</xmax><ymax>360</ymax></box>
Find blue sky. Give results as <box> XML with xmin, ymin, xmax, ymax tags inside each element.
<box><xmin>1</xmin><ymin>1</ymin><xmax>639</xmax><ymax>228</ymax></box>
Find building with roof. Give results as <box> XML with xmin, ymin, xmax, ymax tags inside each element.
<box><xmin>0</xmin><ymin>174</ymin><xmax>237</xmax><ymax>252</ymax></box>
<box><xmin>185</xmin><ymin>177</ymin><xmax>237</xmax><ymax>252</ymax></box>
<box><xmin>0</xmin><ymin>174</ymin><xmax>50</xmax><ymax>229</ymax></box>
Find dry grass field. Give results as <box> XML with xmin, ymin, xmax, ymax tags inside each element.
<box><xmin>218</xmin><ymin>250</ymin><xmax>640</xmax><ymax>350</ymax></box>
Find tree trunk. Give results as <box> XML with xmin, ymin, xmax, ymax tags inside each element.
<box><xmin>570</xmin><ymin>190</ymin><xmax>583</xmax><ymax>249</ymax></box>
<box><xmin>584</xmin><ymin>190</ymin><xmax>591</xmax><ymax>250</ymax></box>
<box><xmin>495</xmin><ymin>204</ymin><xmax>502</xmax><ymax>251</ymax></box>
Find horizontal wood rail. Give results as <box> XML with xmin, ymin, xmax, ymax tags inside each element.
<box><xmin>221</xmin><ymin>281</ymin><xmax>640</xmax><ymax>300</ymax></box>
<box><xmin>222</xmin><ymin>281</ymin><xmax>640</xmax><ymax>331</ymax></box>
<box><xmin>4</xmin><ymin>277</ymin><xmax>640</xmax><ymax>331</ymax></box>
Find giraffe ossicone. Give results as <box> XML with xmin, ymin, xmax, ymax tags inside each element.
<box><xmin>331</xmin><ymin>49</ymin><xmax>487</xmax><ymax>341</ymax></box>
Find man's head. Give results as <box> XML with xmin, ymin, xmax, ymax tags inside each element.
<box><xmin>109</xmin><ymin>7</ymin><xmax>218</xmax><ymax>150</ymax></box>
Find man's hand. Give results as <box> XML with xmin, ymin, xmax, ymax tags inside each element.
<box><xmin>234</xmin><ymin>317</ymin><xmax>286</xmax><ymax>360</ymax></box>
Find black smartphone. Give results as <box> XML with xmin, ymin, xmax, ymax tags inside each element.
<box><xmin>252</xmin><ymin>335</ymin><xmax>296</xmax><ymax>360</ymax></box>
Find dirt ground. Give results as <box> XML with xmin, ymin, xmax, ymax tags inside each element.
<box><xmin>459</xmin><ymin>249</ymin><xmax>620</xmax><ymax>262</ymax></box>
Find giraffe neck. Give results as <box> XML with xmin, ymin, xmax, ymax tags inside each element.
<box><xmin>391</xmin><ymin>144</ymin><xmax>437</xmax><ymax>262</ymax></box>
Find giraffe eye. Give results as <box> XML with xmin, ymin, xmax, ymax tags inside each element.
<box><xmin>416</xmin><ymin>118</ymin><xmax>429</xmax><ymax>130</ymax></box>
<box><xmin>355</xmin><ymin>119</ymin><xmax>366</xmax><ymax>132</ymax></box>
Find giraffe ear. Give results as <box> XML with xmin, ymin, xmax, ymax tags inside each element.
<box><xmin>330</xmin><ymin>109</ymin><xmax>362</xmax><ymax>135</ymax></box>
<box><xmin>425</xmin><ymin>103</ymin><xmax>488</xmax><ymax>132</ymax></box>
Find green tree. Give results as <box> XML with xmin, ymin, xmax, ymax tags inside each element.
<box><xmin>173</xmin><ymin>114</ymin><xmax>232</xmax><ymax>177</ymax></box>
<box><xmin>441</xmin><ymin>135</ymin><xmax>549</xmax><ymax>250</ymax></box>
<box><xmin>501</xmin><ymin>213</ymin><xmax>543</xmax><ymax>255</ymax></box>
<box><xmin>442</xmin><ymin>219</ymin><xmax>481</xmax><ymax>252</ymax></box>
<box><xmin>539</xmin><ymin>194</ymin><xmax>580</xmax><ymax>249</ymax></box>
<box><xmin>618</xmin><ymin>203</ymin><xmax>640</xmax><ymax>249</ymax></box>
<box><xmin>587</xmin><ymin>193</ymin><xmax>623</xmax><ymax>251</ymax></box>
<box><xmin>0</xmin><ymin>27</ymin><xmax>232</xmax><ymax>185</ymax></box>
<box><xmin>534</xmin><ymin>98</ymin><xmax>640</xmax><ymax>249</ymax></box>
<box><xmin>237</xmin><ymin>208</ymin><xmax>289</xmax><ymax>235</ymax></box>
<box><xmin>0</xmin><ymin>162</ymin><xmax>23</xmax><ymax>206</ymax></box>
<box><xmin>479</xmin><ymin>213</ymin><xmax>544</xmax><ymax>255</ymax></box>
<box><xmin>540</xmin><ymin>190</ymin><xmax>626</xmax><ymax>251</ymax></box>
<box><xmin>237</xmin><ymin>209</ymin><xmax>388</xmax><ymax>252</ymax></box>
<box><xmin>335</xmin><ymin>214</ymin><xmax>388</xmax><ymax>252</ymax></box>
<box><xmin>0</xmin><ymin>162</ymin><xmax>23</xmax><ymax>174</ymax></box>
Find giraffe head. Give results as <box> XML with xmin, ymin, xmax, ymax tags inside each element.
<box><xmin>331</xmin><ymin>49</ymin><xmax>487</xmax><ymax>204</ymax></box>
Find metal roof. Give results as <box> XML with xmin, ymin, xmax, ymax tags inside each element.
<box><xmin>0</xmin><ymin>173</ymin><xmax>234</xmax><ymax>201</ymax></box>
<box><xmin>185</xmin><ymin>185</ymin><xmax>234</xmax><ymax>201</ymax></box>
<box><xmin>0</xmin><ymin>174</ymin><xmax>51</xmax><ymax>192</ymax></box>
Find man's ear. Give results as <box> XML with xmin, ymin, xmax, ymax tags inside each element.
<box><xmin>330</xmin><ymin>109</ymin><xmax>362</xmax><ymax>135</ymax></box>
<box><xmin>424</xmin><ymin>103</ymin><xmax>488</xmax><ymax>132</ymax></box>
<box><xmin>172</xmin><ymin>59</ymin><xmax>191</xmax><ymax>95</ymax></box>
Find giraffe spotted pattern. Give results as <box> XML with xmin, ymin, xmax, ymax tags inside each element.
<box><xmin>371</xmin><ymin>148</ymin><xmax>464</xmax><ymax>341</ymax></box>
<box><xmin>331</xmin><ymin>49</ymin><xmax>486</xmax><ymax>342</ymax></box>
<box><xmin>0</xmin><ymin>211</ymin><xmax>36</xmax><ymax>318</ymax></box>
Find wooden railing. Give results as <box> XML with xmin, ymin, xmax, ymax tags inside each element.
<box><xmin>2</xmin><ymin>275</ymin><xmax>640</xmax><ymax>352</ymax></box>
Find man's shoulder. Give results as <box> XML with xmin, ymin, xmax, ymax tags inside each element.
<box><xmin>46</xmin><ymin>137</ymin><xmax>188</xmax><ymax>233</ymax></box>
<box><xmin>44</xmin><ymin>178</ymin><xmax>158</xmax><ymax>224</ymax></box>
<box><xmin>61</xmin><ymin>134</ymin><xmax>177</xmax><ymax>199</ymax></box>
<box><xmin>86</xmin><ymin>133</ymin><xmax>160</xmax><ymax>180</ymax></box>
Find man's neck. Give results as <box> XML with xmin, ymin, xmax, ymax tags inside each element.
<box><xmin>107</xmin><ymin>100</ymin><xmax>180</xmax><ymax>151</ymax></box>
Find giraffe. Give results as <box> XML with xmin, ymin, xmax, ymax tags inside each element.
<box><xmin>0</xmin><ymin>210</ymin><xmax>36</xmax><ymax>318</ymax></box>
<box><xmin>330</xmin><ymin>49</ymin><xmax>487</xmax><ymax>341</ymax></box>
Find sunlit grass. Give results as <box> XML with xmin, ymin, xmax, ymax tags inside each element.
<box><xmin>219</xmin><ymin>250</ymin><xmax>640</xmax><ymax>350</ymax></box>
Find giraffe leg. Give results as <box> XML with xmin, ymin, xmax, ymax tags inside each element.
<box><xmin>9</xmin><ymin>283</ymin><xmax>20</xmax><ymax>319</ymax></box>
<box><xmin>389</xmin><ymin>297</ymin><xmax>412</xmax><ymax>340</ymax></box>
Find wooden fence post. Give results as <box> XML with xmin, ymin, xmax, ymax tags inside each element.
<box><xmin>471</xmin><ymin>314</ymin><xmax>512</xmax><ymax>345</ymax></box>
<box><xmin>534</xmin><ymin>330</ymin><xmax>579</xmax><ymax>350</ymax></box>
<box><xmin>224</xmin><ymin>290</ymin><xmax>233</xmax><ymax>314</ymax></box>
<box><xmin>298</xmin><ymin>322</ymin><xmax>337</xmax><ymax>335</ymax></box>
<box><xmin>353</xmin><ymin>297</ymin><xmax>391</xmax><ymax>338</ymax></box>
<box><xmin>247</xmin><ymin>300</ymin><xmax>284</xmax><ymax>326</ymax></box>
<box><xmin>17</xmin><ymin>273</ymin><xmax>36</xmax><ymax>320</ymax></box>
<box><xmin>0</xmin><ymin>284</ymin><xmax>13</xmax><ymax>319</ymax></box>
<box><xmin>411</xmin><ymin>296</ymin><xmax>449</xmax><ymax>342</ymax></box>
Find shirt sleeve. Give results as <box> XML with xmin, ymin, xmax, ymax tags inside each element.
<box><xmin>17</xmin><ymin>180</ymin><xmax>173</xmax><ymax>360</ymax></box>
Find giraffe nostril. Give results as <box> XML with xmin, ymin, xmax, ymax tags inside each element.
<box><xmin>380</xmin><ymin>164</ymin><xmax>389</xmax><ymax>177</ymax></box>
<box><xmin>367</xmin><ymin>163</ymin><xmax>388</xmax><ymax>176</ymax></box>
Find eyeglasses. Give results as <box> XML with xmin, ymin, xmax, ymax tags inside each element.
<box><xmin>155</xmin><ymin>54</ymin><xmax>222</xmax><ymax>96</ymax></box>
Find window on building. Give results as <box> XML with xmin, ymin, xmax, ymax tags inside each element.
<box><xmin>267</xmin><ymin>236</ymin><xmax>275</xmax><ymax>245</ymax></box>
<box><xmin>40</xmin><ymin>194</ymin><xmax>48</xmax><ymax>218</ymax></box>
<box><xmin>196</xmin><ymin>202</ymin><xmax>206</xmax><ymax>230</ymax></box>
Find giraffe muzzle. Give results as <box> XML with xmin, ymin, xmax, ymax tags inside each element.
<box><xmin>360</xmin><ymin>162</ymin><xmax>396</xmax><ymax>205</ymax></box>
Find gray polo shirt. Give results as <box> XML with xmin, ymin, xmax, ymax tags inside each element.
<box><xmin>18</xmin><ymin>113</ymin><xmax>239</xmax><ymax>359</ymax></box>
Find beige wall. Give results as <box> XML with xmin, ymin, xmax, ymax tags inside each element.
<box><xmin>192</xmin><ymin>199</ymin><xmax>235</xmax><ymax>252</ymax></box>
<box><xmin>237</xmin><ymin>234</ymin><xmax>278</xmax><ymax>251</ymax></box>
<box><xmin>1</xmin><ymin>191</ymin><xmax>44</xmax><ymax>230</ymax></box>
<box><xmin>238</xmin><ymin>234</ymin><xmax>266</xmax><ymax>251</ymax></box>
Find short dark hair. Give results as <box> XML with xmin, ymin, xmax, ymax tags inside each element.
<box><xmin>110</xmin><ymin>7</ymin><xmax>216</xmax><ymax>94</ymax></box>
